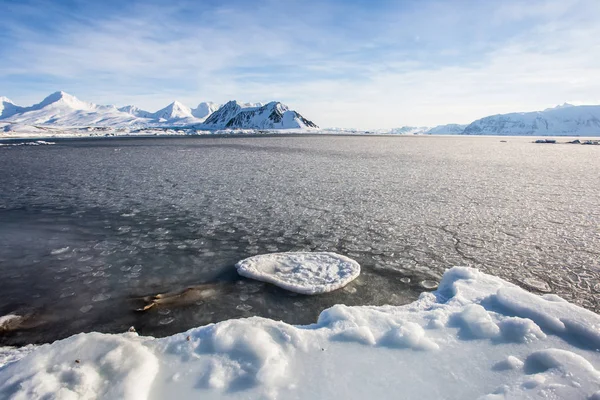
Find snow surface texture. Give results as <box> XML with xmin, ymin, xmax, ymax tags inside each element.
<box><xmin>0</xmin><ymin>92</ymin><xmax>318</xmax><ymax>131</ymax></box>
<box><xmin>235</xmin><ymin>252</ymin><xmax>361</xmax><ymax>294</ymax></box>
<box><xmin>1</xmin><ymin>267</ymin><xmax>599</xmax><ymax>399</ymax></box>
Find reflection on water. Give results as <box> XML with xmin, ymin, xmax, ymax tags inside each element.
<box><xmin>0</xmin><ymin>135</ymin><xmax>599</xmax><ymax>345</ymax></box>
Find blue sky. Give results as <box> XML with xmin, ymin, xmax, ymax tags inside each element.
<box><xmin>1</xmin><ymin>0</ymin><xmax>599</xmax><ymax>128</ymax></box>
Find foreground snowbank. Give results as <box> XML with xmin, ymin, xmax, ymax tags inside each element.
<box><xmin>1</xmin><ymin>267</ymin><xmax>599</xmax><ymax>399</ymax></box>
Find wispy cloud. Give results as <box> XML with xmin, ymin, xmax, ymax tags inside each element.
<box><xmin>1</xmin><ymin>0</ymin><xmax>599</xmax><ymax>128</ymax></box>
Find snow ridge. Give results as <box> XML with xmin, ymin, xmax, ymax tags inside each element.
<box><xmin>0</xmin><ymin>97</ymin><xmax>23</xmax><ymax>119</ymax></box>
<box><xmin>118</xmin><ymin>105</ymin><xmax>152</xmax><ymax>118</ymax></box>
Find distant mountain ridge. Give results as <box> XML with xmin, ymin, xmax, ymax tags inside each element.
<box><xmin>463</xmin><ymin>103</ymin><xmax>600</xmax><ymax>136</ymax></box>
<box><xmin>383</xmin><ymin>104</ymin><xmax>600</xmax><ymax>136</ymax></box>
<box><xmin>0</xmin><ymin>92</ymin><xmax>318</xmax><ymax>130</ymax></box>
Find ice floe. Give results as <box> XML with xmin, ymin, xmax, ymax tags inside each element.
<box><xmin>0</xmin><ymin>140</ymin><xmax>55</xmax><ymax>147</ymax></box>
<box><xmin>0</xmin><ymin>267</ymin><xmax>599</xmax><ymax>399</ymax></box>
<box><xmin>235</xmin><ymin>252</ymin><xmax>361</xmax><ymax>294</ymax></box>
<box><xmin>0</xmin><ymin>315</ymin><xmax>22</xmax><ymax>332</ymax></box>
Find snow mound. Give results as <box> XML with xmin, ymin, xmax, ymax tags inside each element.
<box><xmin>157</xmin><ymin>317</ymin><xmax>303</xmax><ymax>395</ymax></box>
<box><xmin>235</xmin><ymin>252</ymin><xmax>361</xmax><ymax>294</ymax></box>
<box><xmin>0</xmin><ymin>332</ymin><xmax>157</xmax><ymax>400</ymax></box>
<box><xmin>1</xmin><ymin>267</ymin><xmax>600</xmax><ymax>399</ymax></box>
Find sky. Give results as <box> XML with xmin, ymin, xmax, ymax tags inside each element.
<box><xmin>1</xmin><ymin>0</ymin><xmax>600</xmax><ymax>129</ymax></box>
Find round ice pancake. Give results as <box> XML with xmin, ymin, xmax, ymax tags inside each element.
<box><xmin>235</xmin><ymin>252</ymin><xmax>360</xmax><ymax>294</ymax></box>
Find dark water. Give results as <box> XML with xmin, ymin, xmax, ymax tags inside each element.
<box><xmin>0</xmin><ymin>135</ymin><xmax>599</xmax><ymax>345</ymax></box>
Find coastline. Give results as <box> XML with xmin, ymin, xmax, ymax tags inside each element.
<box><xmin>1</xmin><ymin>267</ymin><xmax>599</xmax><ymax>399</ymax></box>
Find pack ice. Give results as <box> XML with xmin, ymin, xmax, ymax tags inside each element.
<box><xmin>0</xmin><ymin>267</ymin><xmax>599</xmax><ymax>400</ymax></box>
<box><xmin>235</xmin><ymin>252</ymin><xmax>361</xmax><ymax>294</ymax></box>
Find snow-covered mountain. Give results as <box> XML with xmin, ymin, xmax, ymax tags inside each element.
<box><xmin>463</xmin><ymin>104</ymin><xmax>600</xmax><ymax>136</ymax></box>
<box><xmin>203</xmin><ymin>100</ymin><xmax>317</xmax><ymax>129</ymax></box>
<box><xmin>118</xmin><ymin>105</ymin><xmax>152</xmax><ymax>118</ymax></box>
<box><xmin>0</xmin><ymin>92</ymin><xmax>317</xmax><ymax>130</ymax></box>
<box><xmin>373</xmin><ymin>125</ymin><xmax>466</xmax><ymax>135</ymax></box>
<box><xmin>150</xmin><ymin>101</ymin><xmax>194</xmax><ymax>122</ymax></box>
<box><xmin>3</xmin><ymin>92</ymin><xmax>141</xmax><ymax>127</ymax></box>
<box><xmin>0</xmin><ymin>97</ymin><xmax>24</xmax><ymax>119</ymax></box>
<box><xmin>426</xmin><ymin>124</ymin><xmax>468</xmax><ymax>134</ymax></box>
<box><xmin>191</xmin><ymin>102</ymin><xmax>220</xmax><ymax>120</ymax></box>
<box><xmin>389</xmin><ymin>126</ymin><xmax>429</xmax><ymax>135</ymax></box>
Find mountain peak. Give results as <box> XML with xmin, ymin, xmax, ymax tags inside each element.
<box><xmin>203</xmin><ymin>99</ymin><xmax>317</xmax><ymax>129</ymax></box>
<box><xmin>545</xmin><ymin>102</ymin><xmax>575</xmax><ymax>112</ymax></box>
<box><xmin>35</xmin><ymin>91</ymin><xmax>93</xmax><ymax>111</ymax></box>
<box><xmin>0</xmin><ymin>96</ymin><xmax>23</xmax><ymax>119</ymax></box>
<box><xmin>191</xmin><ymin>102</ymin><xmax>219</xmax><ymax>120</ymax></box>
<box><xmin>170</xmin><ymin>100</ymin><xmax>186</xmax><ymax>108</ymax></box>
<box><xmin>151</xmin><ymin>101</ymin><xmax>193</xmax><ymax>120</ymax></box>
<box><xmin>558</xmin><ymin>102</ymin><xmax>575</xmax><ymax>108</ymax></box>
<box><xmin>45</xmin><ymin>91</ymin><xmax>74</xmax><ymax>102</ymax></box>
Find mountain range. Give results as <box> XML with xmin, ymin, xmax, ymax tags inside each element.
<box><xmin>0</xmin><ymin>92</ymin><xmax>317</xmax><ymax>130</ymax></box>
<box><xmin>462</xmin><ymin>103</ymin><xmax>600</xmax><ymax>136</ymax></box>
<box><xmin>381</xmin><ymin>104</ymin><xmax>600</xmax><ymax>136</ymax></box>
<box><xmin>2</xmin><ymin>92</ymin><xmax>600</xmax><ymax>136</ymax></box>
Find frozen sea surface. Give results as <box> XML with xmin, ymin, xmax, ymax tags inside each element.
<box><xmin>0</xmin><ymin>135</ymin><xmax>599</xmax><ymax>345</ymax></box>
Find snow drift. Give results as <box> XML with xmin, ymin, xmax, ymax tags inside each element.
<box><xmin>1</xmin><ymin>267</ymin><xmax>599</xmax><ymax>399</ymax></box>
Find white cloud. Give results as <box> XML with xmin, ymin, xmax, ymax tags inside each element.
<box><xmin>2</xmin><ymin>0</ymin><xmax>599</xmax><ymax>128</ymax></box>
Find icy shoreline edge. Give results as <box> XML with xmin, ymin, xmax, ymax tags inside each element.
<box><xmin>1</xmin><ymin>267</ymin><xmax>599</xmax><ymax>399</ymax></box>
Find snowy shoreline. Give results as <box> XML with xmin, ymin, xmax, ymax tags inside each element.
<box><xmin>4</xmin><ymin>131</ymin><xmax>600</xmax><ymax>144</ymax></box>
<box><xmin>1</xmin><ymin>267</ymin><xmax>598</xmax><ymax>399</ymax></box>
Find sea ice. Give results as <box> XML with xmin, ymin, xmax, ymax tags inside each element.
<box><xmin>235</xmin><ymin>252</ymin><xmax>361</xmax><ymax>294</ymax></box>
<box><xmin>0</xmin><ymin>315</ymin><xmax>22</xmax><ymax>332</ymax></box>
